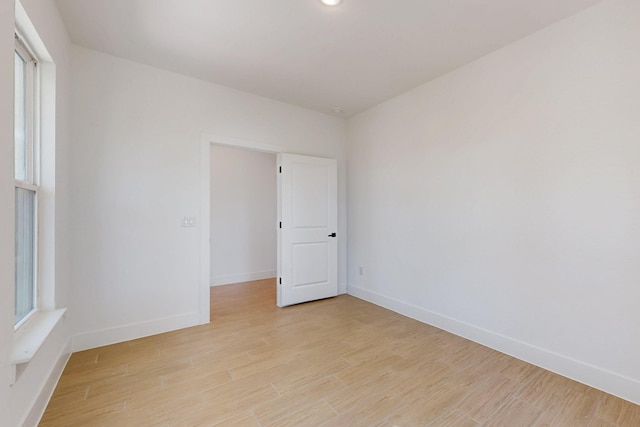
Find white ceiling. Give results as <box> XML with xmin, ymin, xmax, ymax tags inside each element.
<box><xmin>55</xmin><ymin>0</ymin><xmax>602</xmax><ymax>117</ymax></box>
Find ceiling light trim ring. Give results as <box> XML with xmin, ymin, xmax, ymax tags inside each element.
<box><xmin>320</xmin><ymin>0</ymin><xmax>342</xmax><ymax>6</ymax></box>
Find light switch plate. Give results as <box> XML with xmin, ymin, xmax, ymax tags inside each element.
<box><xmin>181</xmin><ymin>216</ymin><xmax>197</xmax><ymax>227</ymax></box>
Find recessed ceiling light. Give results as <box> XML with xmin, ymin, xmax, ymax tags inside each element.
<box><xmin>331</xmin><ymin>107</ymin><xmax>343</xmax><ymax>114</ymax></box>
<box><xmin>320</xmin><ymin>0</ymin><xmax>342</xmax><ymax>6</ymax></box>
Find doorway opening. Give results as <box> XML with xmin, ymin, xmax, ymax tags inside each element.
<box><xmin>210</xmin><ymin>145</ymin><xmax>277</xmax><ymax>320</ymax></box>
<box><xmin>199</xmin><ymin>135</ymin><xmax>284</xmax><ymax>324</ymax></box>
<box><xmin>199</xmin><ymin>135</ymin><xmax>339</xmax><ymax>323</ymax></box>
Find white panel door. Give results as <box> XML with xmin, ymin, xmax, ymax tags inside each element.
<box><xmin>277</xmin><ymin>153</ymin><xmax>338</xmax><ymax>307</ymax></box>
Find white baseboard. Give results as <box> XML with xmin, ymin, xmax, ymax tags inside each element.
<box><xmin>348</xmin><ymin>284</ymin><xmax>640</xmax><ymax>405</ymax></box>
<box><xmin>22</xmin><ymin>339</ymin><xmax>71</xmax><ymax>427</ymax></box>
<box><xmin>211</xmin><ymin>270</ymin><xmax>276</xmax><ymax>286</ymax></box>
<box><xmin>71</xmin><ymin>312</ymin><xmax>200</xmax><ymax>352</ymax></box>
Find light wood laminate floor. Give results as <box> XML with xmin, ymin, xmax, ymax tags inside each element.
<box><xmin>40</xmin><ymin>279</ymin><xmax>640</xmax><ymax>426</ymax></box>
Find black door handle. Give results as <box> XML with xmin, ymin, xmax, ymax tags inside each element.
<box><xmin>328</xmin><ymin>233</ymin><xmax>337</xmax><ymax>238</ymax></box>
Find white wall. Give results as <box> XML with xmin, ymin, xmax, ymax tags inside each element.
<box><xmin>0</xmin><ymin>0</ymin><xmax>72</xmax><ymax>425</ymax></box>
<box><xmin>210</xmin><ymin>146</ymin><xmax>277</xmax><ymax>285</ymax></box>
<box><xmin>69</xmin><ymin>46</ymin><xmax>347</xmax><ymax>351</ymax></box>
<box><xmin>348</xmin><ymin>0</ymin><xmax>640</xmax><ymax>404</ymax></box>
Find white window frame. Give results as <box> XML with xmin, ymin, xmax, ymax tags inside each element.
<box><xmin>14</xmin><ymin>32</ymin><xmax>40</xmax><ymax>330</ymax></box>
<box><xmin>10</xmin><ymin>3</ymin><xmax>67</xmax><ymax>386</ymax></box>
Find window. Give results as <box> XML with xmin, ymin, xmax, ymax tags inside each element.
<box><xmin>14</xmin><ymin>34</ymin><xmax>39</xmax><ymax>327</ymax></box>
<box><xmin>10</xmin><ymin>8</ymin><xmax>67</xmax><ymax>385</ymax></box>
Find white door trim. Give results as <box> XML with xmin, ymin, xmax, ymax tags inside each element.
<box><xmin>199</xmin><ymin>134</ymin><xmax>285</xmax><ymax>324</ymax></box>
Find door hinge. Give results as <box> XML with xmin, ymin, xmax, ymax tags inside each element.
<box><xmin>279</xmin><ymin>222</ymin><xmax>282</xmax><ymax>228</ymax></box>
<box><xmin>279</xmin><ymin>166</ymin><xmax>282</xmax><ymax>173</ymax></box>
<box><xmin>279</xmin><ymin>278</ymin><xmax>282</xmax><ymax>285</ymax></box>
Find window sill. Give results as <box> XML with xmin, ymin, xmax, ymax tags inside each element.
<box><xmin>10</xmin><ymin>308</ymin><xmax>67</xmax><ymax>385</ymax></box>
